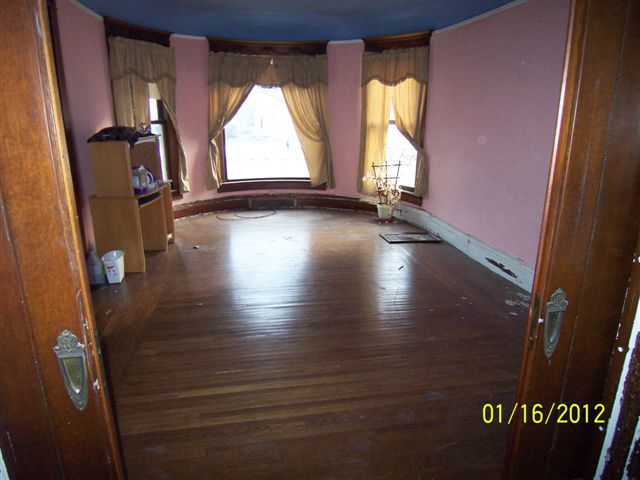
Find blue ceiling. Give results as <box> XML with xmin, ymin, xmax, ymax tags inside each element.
<box><xmin>76</xmin><ymin>0</ymin><xmax>515</xmax><ymax>41</ymax></box>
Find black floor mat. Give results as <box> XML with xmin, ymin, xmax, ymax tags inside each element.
<box><xmin>380</xmin><ymin>231</ymin><xmax>442</xmax><ymax>244</ymax></box>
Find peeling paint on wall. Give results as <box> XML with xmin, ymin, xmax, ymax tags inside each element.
<box><xmin>486</xmin><ymin>258</ymin><xmax>517</xmax><ymax>278</ymax></box>
<box><xmin>0</xmin><ymin>447</ymin><xmax>9</xmax><ymax>480</ymax></box>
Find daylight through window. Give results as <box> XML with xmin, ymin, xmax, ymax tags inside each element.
<box><xmin>224</xmin><ymin>86</ymin><xmax>309</xmax><ymax>180</ymax></box>
<box><xmin>147</xmin><ymin>94</ymin><xmax>180</xmax><ymax>192</ymax></box>
<box><xmin>385</xmin><ymin>104</ymin><xmax>417</xmax><ymax>189</ymax></box>
<box><xmin>148</xmin><ymin>97</ymin><xmax>168</xmax><ymax>180</ymax></box>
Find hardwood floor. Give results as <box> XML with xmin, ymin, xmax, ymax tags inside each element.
<box><xmin>92</xmin><ymin>209</ymin><xmax>529</xmax><ymax>479</ymax></box>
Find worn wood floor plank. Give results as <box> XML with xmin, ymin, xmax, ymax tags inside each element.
<box><xmin>92</xmin><ymin>209</ymin><xmax>528</xmax><ymax>479</ymax></box>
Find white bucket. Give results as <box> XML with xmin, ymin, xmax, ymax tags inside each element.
<box><xmin>101</xmin><ymin>250</ymin><xmax>125</xmax><ymax>284</ymax></box>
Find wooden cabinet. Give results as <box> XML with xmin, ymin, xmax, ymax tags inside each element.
<box><xmin>89</xmin><ymin>140</ymin><xmax>174</xmax><ymax>273</ymax></box>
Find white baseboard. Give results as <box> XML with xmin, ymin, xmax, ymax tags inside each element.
<box><xmin>393</xmin><ymin>204</ymin><xmax>535</xmax><ymax>292</ymax></box>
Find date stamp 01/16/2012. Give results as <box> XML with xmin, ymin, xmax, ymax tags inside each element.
<box><xmin>482</xmin><ymin>403</ymin><xmax>606</xmax><ymax>425</ymax></box>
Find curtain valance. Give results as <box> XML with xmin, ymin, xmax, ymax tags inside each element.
<box><xmin>109</xmin><ymin>36</ymin><xmax>176</xmax><ymax>84</ymax></box>
<box><xmin>108</xmin><ymin>36</ymin><xmax>189</xmax><ymax>192</ymax></box>
<box><xmin>208</xmin><ymin>51</ymin><xmax>328</xmax><ymax>88</ymax></box>
<box><xmin>362</xmin><ymin>46</ymin><xmax>428</xmax><ymax>86</ymax></box>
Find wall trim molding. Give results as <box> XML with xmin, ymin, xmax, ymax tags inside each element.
<box><xmin>173</xmin><ymin>193</ymin><xmax>376</xmax><ymax>219</ymax></box>
<box><xmin>393</xmin><ymin>204</ymin><xmax>535</xmax><ymax>292</ymax></box>
<box><xmin>217</xmin><ymin>179</ymin><xmax>326</xmax><ymax>193</ymax></box>
<box><xmin>208</xmin><ymin>36</ymin><xmax>327</xmax><ymax>55</ymax></box>
<box><xmin>328</xmin><ymin>39</ymin><xmax>364</xmax><ymax>46</ymax></box>
<box><xmin>67</xmin><ymin>0</ymin><xmax>103</xmax><ymax>20</ymax></box>
<box><xmin>171</xmin><ymin>33</ymin><xmax>207</xmax><ymax>41</ymax></box>
<box><xmin>104</xmin><ymin>16</ymin><xmax>172</xmax><ymax>46</ymax></box>
<box><xmin>432</xmin><ymin>0</ymin><xmax>527</xmax><ymax>37</ymax></box>
<box><xmin>363</xmin><ymin>30</ymin><xmax>431</xmax><ymax>51</ymax></box>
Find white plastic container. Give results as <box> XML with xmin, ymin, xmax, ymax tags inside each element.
<box><xmin>101</xmin><ymin>250</ymin><xmax>125</xmax><ymax>284</ymax></box>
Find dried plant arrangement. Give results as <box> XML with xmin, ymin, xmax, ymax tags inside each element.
<box><xmin>369</xmin><ymin>162</ymin><xmax>402</xmax><ymax>205</ymax></box>
<box><xmin>364</xmin><ymin>162</ymin><xmax>402</xmax><ymax>219</ymax></box>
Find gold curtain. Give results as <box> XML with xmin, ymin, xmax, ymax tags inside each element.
<box><xmin>392</xmin><ymin>78</ymin><xmax>427</xmax><ymax>196</ymax></box>
<box><xmin>108</xmin><ymin>37</ymin><xmax>190</xmax><ymax>193</ymax></box>
<box><xmin>206</xmin><ymin>82</ymin><xmax>253</xmax><ymax>190</ymax></box>
<box><xmin>206</xmin><ymin>52</ymin><xmax>256</xmax><ymax>190</ymax></box>
<box><xmin>281</xmin><ymin>82</ymin><xmax>333</xmax><ymax>187</ymax></box>
<box><xmin>206</xmin><ymin>51</ymin><xmax>333</xmax><ymax>190</ymax></box>
<box><xmin>278</xmin><ymin>55</ymin><xmax>333</xmax><ymax>188</ymax></box>
<box><xmin>358</xmin><ymin>80</ymin><xmax>391</xmax><ymax>195</ymax></box>
<box><xmin>111</xmin><ymin>74</ymin><xmax>149</xmax><ymax>127</ymax></box>
<box><xmin>359</xmin><ymin>46</ymin><xmax>428</xmax><ymax>196</ymax></box>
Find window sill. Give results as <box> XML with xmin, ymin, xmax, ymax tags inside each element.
<box><xmin>218</xmin><ymin>179</ymin><xmax>327</xmax><ymax>193</ymax></box>
<box><xmin>400</xmin><ymin>189</ymin><xmax>422</xmax><ymax>206</ymax></box>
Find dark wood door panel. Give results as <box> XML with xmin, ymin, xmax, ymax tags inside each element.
<box><xmin>0</xmin><ymin>0</ymin><xmax>124</xmax><ymax>478</ymax></box>
<box><xmin>0</xmin><ymin>194</ymin><xmax>62</xmax><ymax>480</ymax></box>
<box><xmin>505</xmin><ymin>0</ymin><xmax>640</xmax><ymax>478</ymax></box>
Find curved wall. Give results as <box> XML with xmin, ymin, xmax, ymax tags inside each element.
<box><xmin>56</xmin><ymin>0</ymin><xmax>115</xmax><ymax>250</ymax></box>
<box><xmin>55</xmin><ymin>0</ymin><xmax>569</xmax><ymax>268</ymax></box>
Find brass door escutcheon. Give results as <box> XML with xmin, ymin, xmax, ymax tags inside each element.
<box><xmin>53</xmin><ymin>330</ymin><xmax>88</xmax><ymax>411</ymax></box>
<box><xmin>543</xmin><ymin>288</ymin><xmax>569</xmax><ymax>359</ymax></box>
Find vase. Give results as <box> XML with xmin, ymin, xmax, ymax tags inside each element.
<box><xmin>377</xmin><ymin>204</ymin><xmax>394</xmax><ymax>220</ymax></box>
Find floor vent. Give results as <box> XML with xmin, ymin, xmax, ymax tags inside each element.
<box><xmin>249</xmin><ymin>197</ymin><xmax>296</xmax><ymax>210</ymax></box>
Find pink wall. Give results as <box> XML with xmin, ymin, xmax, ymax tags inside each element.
<box><xmin>56</xmin><ymin>0</ymin><xmax>115</xmax><ymax>250</ymax></box>
<box><xmin>423</xmin><ymin>0</ymin><xmax>570</xmax><ymax>266</ymax></box>
<box><xmin>171</xmin><ymin>35</ymin><xmax>210</xmax><ymax>204</ymax></box>
<box><xmin>327</xmin><ymin>41</ymin><xmax>363</xmax><ymax>197</ymax></box>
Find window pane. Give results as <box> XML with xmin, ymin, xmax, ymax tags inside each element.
<box><xmin>148</xmin><ymin>98</ymin><xmax>159</xmax><ymax>121</ymax></box>
<box><xmin>224</xmin><ymin>86</ymin><xmax>309</xmax><ymax>180</ymax></box>
<box><xmin>386</xmin><ymin>115</ymin><xmax>417</xmax><ymax>188</ymax></box>
<box><xmin>149</xmin><ymin>124</ymin><xmax>168</xmax><ymax>181</ymax></box>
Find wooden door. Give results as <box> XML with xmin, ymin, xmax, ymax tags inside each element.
<box><xmin>0</xmin><ymin>0</ymin><xmax>125</xmax><ymax>478</ymax></box>
<box><xmin>505</xmin><ymin>0</ymin><xmax>640</xmax><ymax>478</ymax></box>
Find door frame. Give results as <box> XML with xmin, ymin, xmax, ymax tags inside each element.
<box><xmin>0</xmin><ymin>0</ymin><xmax>124</xmax><ymax>478</ymax></box>
<box><xmin>505</xmin><ymin>0</ymin><xmax>640</xmax><ymax>477</ymax></box>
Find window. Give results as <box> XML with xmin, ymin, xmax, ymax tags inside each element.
<box><xmin>222</xmin><ymin>86</ymin><xmax>309</xmax><ymax>181</ymax></box>
<box><xmin>207</xmin><ymin>39</ymin><xmax>330</xmax><ymax>192</ymax></box>
<box><xmin>385</xmin><ymin>104</ymin><xmax>417</xmax><ymax>190</ymax></box>
<box><xmin>359</xmin><ymin>34</ymin><xmax>429</xmax><ymax>199</ymax></box>
<box><xmin>148</xmin><ymin>96</ymin><xmax>180</xmax><ymax>193</ymax></box>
